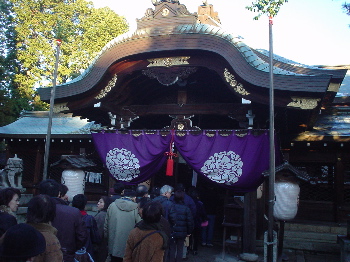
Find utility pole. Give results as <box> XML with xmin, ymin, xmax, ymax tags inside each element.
<box><xmin>43</xmin><ymin>39</ymin><xmax>61</xmax><ymax>180</ymax></box>
<box><xmin>246</xmin><ymin>1</ymin><xmax>288</xmax><ymax>261</ymax></box>
<box><xmin>267</xmin><ymin>15</ymin><xmax>276</xmax><ymax>262</ymax></box>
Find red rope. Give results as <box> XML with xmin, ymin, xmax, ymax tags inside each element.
<box><xmin>165</xmin><ymin>130</ymin><xmax>177</xmax><ymax>176</ymax></box>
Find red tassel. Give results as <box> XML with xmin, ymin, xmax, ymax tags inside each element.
<box><xmin>166</xmin><ymin>158</ymin><xmax>174</xmax><ymax>176</ymax></box>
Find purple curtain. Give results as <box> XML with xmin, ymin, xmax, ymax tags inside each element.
<box><xmin>92</xmin><ymin>131</ymin><xmax>171</xmax><ymax>184</ymax></box>
<box><xmin>92</xmin><ymin>130</ymin><xmax>273</xmax><ymax>191</ymax></box>
<box><xmin>174</xmin><ymin>130</ymin><xmax>270</xmax><ymax>192</ymax></box>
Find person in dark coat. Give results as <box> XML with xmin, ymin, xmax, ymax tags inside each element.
<box><xmin>153</xmin><ymin>185</ymin><xmax>174</xmax><ymax>221</ymax></box>
<box><xmin>72</xmin><ymin>194</ymin><xmax>100</xmax><ymax>261</ymax></box>
<box><xmin>168</xmin><ymin>191</ymin><xmax>194</xmax><ymax>262</ymax></box>
<box><xmin>170</xmin><ymin>184</ymin><xmax>196</xmax><ymax>259</ymax></box>
<box><xmin>94</xmin><ymin>196</ymin><xmax>112</xmax><ymax>262</ymax></box>
<box><xmin>135</xmin><ymin>185</ymin><xmax>149</xmax><ymax>203</ymax></box>
<box><xmin>110</xmin><ymin>182</ymin><xmax>125</xmax><ymax>202</ymax></box>
<box><xmin>39</xmin><ymin>179</ymin><xmax>87</xmax><ymax>262</ymax></box>
<box><xmin>0</xmin><ymin>187</ymin><xmax>21</xmax><ymax>238</ymax></box>
<box><xmin>187</xmin><ymin>188</ymin><xmax>207</xmax><ymax>255</ymax></box>
<box><xmin>0</xmin><ymin>223</ymin><xmax>46</xmax><ymax>262</ymax></box>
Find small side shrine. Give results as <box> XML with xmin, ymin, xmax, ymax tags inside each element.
<box><xmin>0</xmin><ymin>111</ymin><xmax>105</xmax><ymax>196</ymax></box>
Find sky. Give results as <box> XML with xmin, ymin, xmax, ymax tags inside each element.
<box><xmin>90</xmin><ymin>0</ymin><xmax>350</xmax><ymax>66</ymax></box>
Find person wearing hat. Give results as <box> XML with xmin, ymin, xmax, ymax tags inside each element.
<box><xmin>0</xmin><ymin>223</ymin><xmax>46</xmax><ymax>262</ymax></box>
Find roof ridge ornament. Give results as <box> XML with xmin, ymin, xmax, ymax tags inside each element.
<box><xmin>152</xmin><ymin>0</ymin><xmax>179</xmax><ymax>6</ymax></box>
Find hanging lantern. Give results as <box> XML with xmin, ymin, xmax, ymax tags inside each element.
<box><xmin>164</xmin><ymin>130</ymin><xmax>177</xmax><ymax>176</ymax></box>
<box><xmin>61</xmin><ymin>169</ymin><xmax>85</xmax><ymax>202</ymax></box>
<box><xmin>274</xmin><ymin>176</ymin><xmax>300</xmax><ymax>220</ymax></box>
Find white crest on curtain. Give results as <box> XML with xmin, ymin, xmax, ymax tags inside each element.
<box><xmin>106</xmin><ymin>148</ymin><xmax>140</xmax><ymax>181</ymax></box>
<box><xmin>200</xmin><ymin>151</ymin><xmax>243</xmax><ymax>184</ymax></box>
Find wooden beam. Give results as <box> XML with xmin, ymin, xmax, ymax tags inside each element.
<box><xmin>123</xmin><ymin>103</ymin><xmax>250</xmax><ymax>118</ymax></box>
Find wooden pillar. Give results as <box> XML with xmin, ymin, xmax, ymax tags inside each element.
<box><xmin>335</xmin><ymin>152</ymin><xmax>345</xmax><ymax>222</ymax></box>
<box><xmin>33</xmin><ymin>144</ymin><xmax>43</xmax><ymax>194</ymax></box>
<box><xmin>243</xmin><ymin>190</ymin><xmax>257</xmax><ymax>253</ymax></box>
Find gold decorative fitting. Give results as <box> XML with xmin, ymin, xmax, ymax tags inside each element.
<box><xmin>53</xmin><ymin>103</ymin><xmax>69</xmax><ymax>113</ymax></box>
<box><xmin>327</xmin><ymin>82</ymin><xmax>340</xmax><ymax>93</ymax></box>
<box><xmin>132</xmin><ymin>133</ymin><xmax>142</xmax><ymax>137</ymax></box>
<box><xmin>287</xmin><ymin>97</ymin><xmax>320</xmax><ymax>110</ymax></box>
<box><xmin>206</xmin><ymin>133</ymin><xmax>215</xmax><ymax>137</ymax></box>
<box><xmin>95</xmin><ymin>74</ymin><xmax>118</xmax><ymax>100</ymax></box>
<box><xmin>161</xmin><ymin>8</ymin><xmax>170</xmax><ymax>16</ymax></box>
<box><xmin>147</xmin><ymin>57</ymin><xmax>190</xmax><ymax>68</ymax></box>
<box><xmin>177</xmin><ymin>123</ymin><xmax>185</xmax><ymax>130</ymax></box>
<box><xmin>235</xmin><ymin>83</ymin><xmax>249</xmax><ymax>96</ymax></box>
<box><xmin>223</xmin><ymin>68</ymin><xmax>249</xmax><ymax>96</ymax></box>
<box><xmin>176</xmin><ymin>132</ymin><xmax>186</xmax><ymax>137</ymax></box>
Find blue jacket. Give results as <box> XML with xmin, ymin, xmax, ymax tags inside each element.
<box><xmin>153</xmin><ymin>195</ymin><xmax>173</xmax><ymax>220</ymax></box>
<box><xmin>169</xmin><ymin>202</ymin><xmax>194</xmax><ymax>239</ymax></box>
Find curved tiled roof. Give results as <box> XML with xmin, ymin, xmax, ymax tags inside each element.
<box><xmin>0</xmin><ymin>111</ymin><xmax>101</xmax><ymax>135</ymax></box>
<box><xmin>38</xmin><ymin>23</ymin><xmax>337</xmax><ymax>101</ymax></box>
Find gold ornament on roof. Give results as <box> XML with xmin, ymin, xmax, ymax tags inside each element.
<box><xmin>287</xmin><ymin>97</ymin><xmax>320</xmax><ymax>110</ymax></box>
<box><xmin>53</xmin><ymin>103</ymin><xmax>69</xmax><ymax>113</ymax></box>
<box><xmin>162</xmin><ymin>8</ymin><xmax>170</xmax><ymax>16</ymax></box>
<box><xmin>95</xmin><ymin>74</ymin><xmax>118</xmax><ymax>100</ymax></box>
<box><xmin>147</xmin><ymin>57</ymin><xmax>190</xmax><ymax>67</ymax></box>
<box><xmin>223</xmin><ymin>68</ymin><xmax>249</xmax><ymax>96</ymax></box>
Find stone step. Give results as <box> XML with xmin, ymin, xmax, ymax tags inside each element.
<box><xmin>284</xmin><ymin>230</ymin><xmax>339</xmax><ymax>243</ymax></box>
<box><xmin>257</xmin><ymin>222</ymin><xmax>346</xmax><ymax>253</ymax></box>
<box><xmin>285</xmin><ymin>222</ymin><xmax>346</xmax><ymax>235</ymax></box>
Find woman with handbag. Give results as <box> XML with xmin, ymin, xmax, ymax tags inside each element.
<box><xmin>168</xmin><ymin>191</ymin><xmax>194</xmax><ymax>262</ymax></box>
<box><xmin>124</xmin><ymin>201</ymin><xmax>168</xmax><ymax>262</ymax></box>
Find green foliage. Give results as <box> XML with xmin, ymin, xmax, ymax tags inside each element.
<box><xmin>343</xmin><ymin>3</ymin><xmax>350</xmax><ymax>16</ymax></box>
<box><xmin>0</xmin><ymin>0</ymin><xmax>128</xmax><ymax>126</ymax></box>
<box><xmin>246</xmin><ymin>0</ymin><xmax>288</xmax><ymax>20</ymax></box>
<box><xmin>11</xmin><ymin>0</ymin><xmax>128</xmax><ymax>87</ymax></box>
<box><xmin>0</xmin><ymin>0</ymin><xmax>21</xmax><ymax>126</ymax></box>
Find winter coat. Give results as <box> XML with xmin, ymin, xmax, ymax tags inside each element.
<box><xmin>170</xmin><ymin>193</ymin><xmax>197</xmax><ymax>218</ymax></box>
<box><xmin>51</xmin><ymin>197</ymin><xmax>87</xmax><ymax>262</ymax></box>
<box><xmin>104</xmin><ymin>197</ymin><xmax>141</xmax><ymax>258</ymax></box>
<box><xmin>27</xmin><ymin>222</ymin><xmax>63</xmax><ymax>262</ymax></box>
<box><xmin>94</xmin><ymin>211</ymin><xmax>106</xmax><ymax>239</ymax></box>
<box><xmin>94</xmin><ymin>211</ymin><xmax>108</xmax><ymax>262</ymax></box>
<box><xmin>192</xmin><ymin>199</ymin><xmax>208</xmax><ymax>228</ymax></box>
<box><xmin>124</xmin><ymin>221</ymin><xmax>167</xmax><ymax>262</ymax></box>
<box><xmin>153</xmin><ymin>195</ymin><xmax>173</xmax><ymax>220</ymax></box>
<box><xmin>169</xmin><ymin>202</ymin><xmax>194</xmax><ymax>239</ymax></box>
<box><xmin>0</xmin><ymin>205</ymin><xmax>17</xmax><ymax>238</ymax></box>
<box><xmin>81</xmin><ymin>211</ymin><xmax>100</xmax><ymax>260</ymax></box>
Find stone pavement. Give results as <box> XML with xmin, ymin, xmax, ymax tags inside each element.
<box><xmin>182</xmin><ymin>241</ymin><xmax>340</xmax><ymax>262</ymax></box>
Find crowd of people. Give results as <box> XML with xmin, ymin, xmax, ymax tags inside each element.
<box><xmin>0</xmin><ymin>180</ymin><xmax>216</xmax><ymax>262</ymax></box>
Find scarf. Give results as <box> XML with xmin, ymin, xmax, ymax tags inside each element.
<box><xmin>0</xmin><ymin>205</ymin><xmax>15</xmax><ymax>216</ymax></box>
<box><xmin>136</xmin><ymin>220</ymin><xmax>168</xmax><ymax>249</ymax></box>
